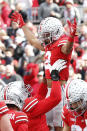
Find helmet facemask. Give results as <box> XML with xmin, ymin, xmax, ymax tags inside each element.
<box><xmin>68</xmin><ymin>99</ymin><xmax>87</xmax><ymax>117</ymax></box>
<box><xmin>38</xmin><ymin>32</ymin><xmax>53</xmax><ymax>46</ymax></box>
<box><xmin>38</xmin><ymin>29</ymin><xmax>60</xmax><ymax>46</ymax></box>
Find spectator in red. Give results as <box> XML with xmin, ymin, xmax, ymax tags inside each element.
<box><xmin>2</xmin><ymin>64</ymin><xmax>23</xmax><ymax>84</ymax></box>
<box><xmin>23</xmin><ymin>63</ymin><xmax>40</xmax><ymax>96</ymax></box>
<box><xmin>32</xmin><ymin>0</ymin><xmax>39</xmax><ymax>7</ymax></box>
<box><xmin>54</xmin><ymin>0</ymin><xmax>66</xmax><ymax>6</ymax></box>
<box><xmin>0</xmin><ymin>1</ymin><xmax>11</xmax><ymax>27</ymax></box>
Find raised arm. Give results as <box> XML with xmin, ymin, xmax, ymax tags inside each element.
<box><xmin>23</xmin><ymin>80</ymin><xmax>61</xmax><ymax>117</ymax></box>
<box><xmin>23</xmin><ymin>59</ymin><xmax>67</xmax><ymax>117</ymax></box>
<box><xmin>22</xmin><ymin>25</ymin><xmax>44</xmax><ymax>51</ymax></box>
<box><xmin>11</xmin><ymin>11</ymin><xmax>45</xmax><ymax>51</ymax></box>
<box><xmin>61</xmin><ymin>18</ymin><xmax>77</xmax><ymax>54</ymax></box>
<box><xmin>35</xmin><ymin>76</ymin><xmax>48</xmax><ymax>100</ymax></box>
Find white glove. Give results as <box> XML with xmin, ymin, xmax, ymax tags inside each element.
<box><xmin>50</xmin><ymin>59</ymin><xmax>67</xmax><ymax>81</ymax></box>
<box><xmin>50</xmin><ymin>59</ymin><xmax>67</xmax><ymax>73</ymax></box>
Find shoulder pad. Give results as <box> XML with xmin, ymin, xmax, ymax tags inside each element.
<box><xmin>23</xmin><ymin>97</ymin><xmax>38</xmax><ymax>112</ymax></box>
<box><xmin>15</xmin><ymin>111</ymin><xmax>28</xmax><ymax>124</ymax></box>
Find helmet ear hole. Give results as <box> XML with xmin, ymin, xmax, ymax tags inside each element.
<box><xmin>19</xmin><ymin>98</ymin><xmax>22</xmax><ymax>103</ymax></box>
<box><xmin>56</xmin><ymin>29</ymin><xmax>59</xmax><ymax>34</ymax></box>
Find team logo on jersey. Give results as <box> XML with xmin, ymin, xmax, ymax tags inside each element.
<box><xmin>8</xmin><ymin>113</ymin><xmax>15</xmax><ymax>120</ymax></box>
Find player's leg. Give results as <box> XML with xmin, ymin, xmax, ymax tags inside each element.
<box><xmin>46</xmin><ymin>87</ymin><xmax>54</xmax><ymax>130</ymax></box>
<box><xmin>53</xmin><ymin>101</ymin><xmax>63</xmax><ymax>131</ymax></box>
<box><xmin>53</xmin><ymin>85</ymin><xmax>65</xmax><ymax>131</ymax></box>
<box><xmin>46</xmin><ymin>109</ymin><xmax>54</xmax><ymax>131</ymax></box>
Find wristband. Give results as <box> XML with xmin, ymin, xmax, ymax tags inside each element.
<box><xmin>51</xmin><ymin>70</ymin><xmax>60</xmax><ymax>81</ymax></box>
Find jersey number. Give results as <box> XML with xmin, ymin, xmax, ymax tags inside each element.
<box><xmin>44</xmin><ymin>51</ymin><xmax>51</xmax><ymax>69</ymax></box>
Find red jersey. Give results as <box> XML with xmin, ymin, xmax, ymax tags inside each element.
<box><xmin>23</xmin><ymin>81</ymin><xmax>61</xmax><ymax>131</ymax></box>
<box><xmin>44</xmin><ymin>35</ymin><xmax>72</xmax><ymax>80</ymax></box>
<box><xmin>8</xmin><ymin>109</ymin><xmax>28</xmax><ymax>131</ymax></box>
<box><xmin>0</xmin><ymin>101</ymin><xmax>9</xmax><ymax>118</ymax></box>
<box><xmin>62</xmin><ymin>105</ymin><xmax>87</xmax><ymax>131</ymax></box>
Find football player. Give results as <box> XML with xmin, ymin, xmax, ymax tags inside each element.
<box><xmin>62</xmin><ymin>79</ymin><xmax>87</xmax><ymax>131</ymax></box>
<box><xmin>1</xmin><ymin>59</ymin><xmax>66</xmax><ymax>131</ymax></box>
<box><xmin>0</xmin><ymin>81</ymin><xmax>29</xmax><ymax>131</ymax></box>
<box><xmin>22</xmin><ymin>59</ymin><xmax>67</xmax><ymax>131</ymax></box>
<box><xmin>10</xmin><ymin>12</ymin><xmax>76</xmax><ymax>86</ymax></box>
<box><xmin>10</xmin><ymin>12</ymin><xmax>76</xmax><ymax>131</ymax></box>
